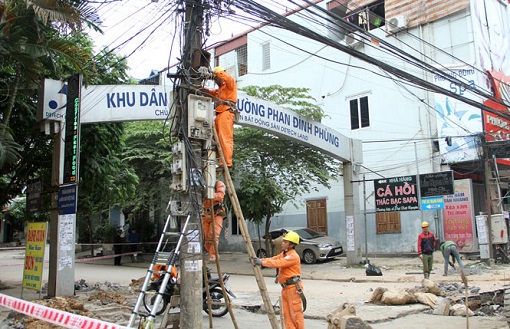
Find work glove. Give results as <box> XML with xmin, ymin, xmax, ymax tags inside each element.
<box><xmin>253</xmin><ymin>257</ymin><xmax>263</xmax><ymax>266</ymax></box>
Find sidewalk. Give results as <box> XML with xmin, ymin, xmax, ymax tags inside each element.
<box><xmin>117</xmin><ymin>251</ymin><xmax>509</xmax><ymax>327</ymax></box>
<box><xmin>1</xmin><ymin>249</ymin><xmax>509</xmax><ymax>328</ymax></box>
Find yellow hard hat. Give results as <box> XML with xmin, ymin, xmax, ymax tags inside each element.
<box><xmin>213</xmin><ymin>66</ymin><xmax>225</xmax><ymax>75</ymax></box>
<box><xmin>283</xmin><ymin>231</ymin><xmax>300</xmax><ymax>245</ymax></box>
<box><xmin>421</xmin><ymin>221</ymin><xmax>429</xmax><ymax>228</ymax></box>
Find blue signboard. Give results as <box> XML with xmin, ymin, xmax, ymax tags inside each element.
<box><xmin>421</xmin><ymin>196</ymin><xmax>444</xmax><ymax>210</ymax></box>
<box><xmin>58</xmin><ymin>184</ymin><xmax>77</xmax><ymax>214</ymax></box>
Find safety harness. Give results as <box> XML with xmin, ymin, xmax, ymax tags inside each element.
<box><xmin>219</xmin><ymin>100</ymin><xmax>240</xmax><ymax>124</ymax></box>
<box><xmin>281</xmin><ymin>276</ymin><xmax>307</xmax><ymax>312</ymax></box>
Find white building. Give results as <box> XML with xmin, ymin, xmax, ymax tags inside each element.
<box><xmin>161</xmin><ymin>0</ymin><xmax>510</xmax><ymax>256</ymax></box>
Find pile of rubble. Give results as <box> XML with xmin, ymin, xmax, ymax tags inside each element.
<box><xmin>0</xmin><ymin>280</ymin><xmax>135</xmax><ymax>329</ymax></box>
<box><xmin>325</xmin><ymin>278</ymin><xmax>506</xmax><ymax>329</ymax></box>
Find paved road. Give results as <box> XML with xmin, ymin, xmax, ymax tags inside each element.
<box><xmin>0</xmin><ymin>248</ymin><xmax>509</xmax><ymax>328</ymax></box>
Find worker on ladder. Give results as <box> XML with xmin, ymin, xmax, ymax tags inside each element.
<box><xmin>202</xmin><ymin>180</ymin><xmax>226</xmax><ymax>262</ymax></box>
<box><xmin>203</xmin><ymin>66</ymin><xmax>237</xmax><ymax>170</ymax></box>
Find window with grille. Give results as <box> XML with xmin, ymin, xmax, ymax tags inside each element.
<box><xmin>376</xmin><ymin>212</ymin><xmax>401</xmax><ymax>234</ymax></box>
<box><xmin>236</xmin><ymin>44</ymin><xmax>247</xmax><ymax>76</ymax></box>
<box><xmin>216</xmin><ymin>44</ymin><xmax>248</xmax><ymax>78</ymax></box>
<box><xmin>349</xmin><ymin>95</ymin><xmax>370</xmax><ymax>130</ymax></box>
<box><xmin>262</xmin><ymin>42</ymin><xmax>271</xmax><ymax>71</ymax></box>
<box><xmin>326</xmin><ymin>0</ymin><xmax>385</xmax><ymax>43</ymax></box>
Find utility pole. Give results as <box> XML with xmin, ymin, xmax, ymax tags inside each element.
<box><xmin>414</xmin><ymin>142</ymin><xmax>423</xmax><ymax>222</ymax></box>
<box><xmin>481</xmin><ymin>134</ymin><xmax>494</xmax><ymax>260</ymax></box>
<box><xmin>175</xmin><ymin>1</ymin><xmax>205</xmax><ymax>328</ymax></box>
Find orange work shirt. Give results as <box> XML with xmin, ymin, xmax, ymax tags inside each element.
<box><xmin>207</xmin><ymin>71</ymin><xmax>237</xmax><ymax>113</ymax></box>
<box><xmin>262</xmin><ymin>248</ymin><xmax>301</xmax><ymax>285</ymax></box>
<box><xmin>203</xmin><ymin>181</ymin><xmax>226</xmax><ymax>215</ymax></box>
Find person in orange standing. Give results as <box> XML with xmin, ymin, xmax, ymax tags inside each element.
<box><xmin>203</xmin><ymin>67</ymin><xmax>237</xmax><ymax>169</ymax></box>
<box><xmin>202</xmin><ymin>180</ymin><xmax>226</xmax><ymax>261</ymax></box>
<box><xmin>253</xmin><ymin>231</ymin><xmax>306</xmax><ymax>329</ymax></box>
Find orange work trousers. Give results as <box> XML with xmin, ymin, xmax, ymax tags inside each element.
<box><xmin>202</xmin><ymin>214</ymin><xmax>223</xmax><ymax>257</ymax></box>
<box><xmin>215</xmin><ymin>110</ymin><xmax>234</xmax><ymax>167</ymax></box>
<box><xmin>281</xmin><ymin>282</ymin><xmax>304</xmax><ymax>329</ymax></box>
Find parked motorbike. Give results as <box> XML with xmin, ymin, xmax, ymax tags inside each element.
<box><xmin>143</xmin><ymin>266</ymin><xmax>236</xmax><ymax>317</ymax></box>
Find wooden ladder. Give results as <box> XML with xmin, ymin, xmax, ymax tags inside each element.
<box><xmin>201</xmin><ymin>211</ymin><xmax>238</xmax><ymax>329</ymax></box>
<box><xmin>213</xmin><ymin>127</ymin><xmax>280</xmax><ymax>329</ymax></box>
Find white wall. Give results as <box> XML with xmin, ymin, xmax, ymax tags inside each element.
<box><xmin>228</xmin><ymin>5</ymin><xmax>477</xmax><ymax>253</ymax></box>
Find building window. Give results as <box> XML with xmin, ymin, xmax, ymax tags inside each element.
<box><xmin>216</xmin><ymin>44</ymin><xmax>248</xmax><ymax>78</ymax></box>
<box><xmin>326</xmin><ymin>0</ymin><xmax>385</xmax><ymax>41</ymax></box>
<box><xmin>237</xmin><ymin>44</ymin><xmax>247</xmax><ymax>76</ymax></box>
<box><xmin>230</xmin><ymin>215</ymin><xmax>240</xmax><ymax>235</ymax></box>
<box><xmin>349</xmin><ymin>95</ymin><xmax>370</xmax><ymax>130</ymax></box>
<box><xmin>376</xmin><ymin>212</ymin><xmax>401</xmax><ymax>234</ymax></box>
<box><xmin>345</xmin><ymin>0</ymin><xmax>385</xmax><ymax>31</ymax></box>
<box><xmin>262</xmin><ymin>42</ymin><xmax>271</xmax><ymax>71</ymax></box>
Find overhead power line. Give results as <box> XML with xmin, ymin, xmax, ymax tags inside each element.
<box><xmin>230</xmin><ymin>0</ymin><xmax>510</xmax><ymax>122</ymax></box>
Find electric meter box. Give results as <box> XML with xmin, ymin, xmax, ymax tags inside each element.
<box><xmin>188</xmin><ymin>94</ymin><xmax>214</xmax><ymax>140</ymax></box>
<box><xmin>491</xmin><ymin>214</ymin><xmax>508</xmax><ymax>244</ymax></box>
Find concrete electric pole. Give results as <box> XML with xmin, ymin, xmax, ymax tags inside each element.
<box><xmin>172</xmin><ymin>1</ymin><xmax>208</xmax><ymax>328</ymax></box>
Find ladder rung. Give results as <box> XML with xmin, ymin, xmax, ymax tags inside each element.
<box><xmin>164</xmin><ymin>231</ymin><xmax>180</xmax><ymax>237</ymax></box>
<box><xmin>155</xmin><ymin>251</ymin><xmax>174</xmax><ymax>264</ymax></box>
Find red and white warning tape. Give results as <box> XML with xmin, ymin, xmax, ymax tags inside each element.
<box><xmin>0</xmin><ymin>293</ymin><xmax>129</xmax><ymax>329</ymax></box>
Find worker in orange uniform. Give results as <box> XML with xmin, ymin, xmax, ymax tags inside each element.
<box><xmin>253</xmin><ymin>231</ymin><xmax>306</xmax><ymax>329</ymax></box>
<box><xmin>202</xmin><ymin>180</ymin><xmax>226</xmax><ymax>261</ymax></box>
<box><xmin>203</xmin><ymin>67</ymin><xmax>237</xmax><ymax>169</ymax></box>
<box><xmin>152</xmin><ymin>264</ymin><xmax>178</xmax><ymax>281</ymax></box>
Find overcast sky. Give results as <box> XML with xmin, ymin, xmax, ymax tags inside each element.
<box><xmin>90</xmin><ymin>1</ymin><xmax>259</xmax><ymax>80</ymax></box>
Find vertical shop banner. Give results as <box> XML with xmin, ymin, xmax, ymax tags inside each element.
<box><xmin>26</xmin><ymin>178</ymin><xmax>42</xmax><ymax>213</ymax></box>
<box><xmin>22</xmin><ymin>222</ymin><xmax>47</xmax><ymax>290</ymax></box>
<box><xmin>63</xmin><ymin>74</ymin><xmax>81</xmax><ymax>184</ymax></box>
<box><xmin>434</xmin><ymin>68</ymin><xmax>483</xmax><ymax>164</ymax></box>
<box><xmin>442</xmin><ymin>179</ymin><xmax>476</xmax><ymax>252</ymax></box>
<box><xmin>471</xmin><ymin>0</ymin><xmax>510</xmax><ymax>165</ymax></box>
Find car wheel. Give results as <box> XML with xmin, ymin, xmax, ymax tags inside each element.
<box><xmin>302</xmin><ymin>249</ymin><xmax>316</xmax><ymax>264</ymax></box>
<box><xmin>256</xmin><ymin>249</ymin><xmax>267</xmax><ymax>258</ymax></box>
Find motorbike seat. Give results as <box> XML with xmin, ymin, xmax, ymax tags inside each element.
<box><xmin>209</xmin><ymin>275</ymin><xmax>220</xmax><ymax>282</ymax></box>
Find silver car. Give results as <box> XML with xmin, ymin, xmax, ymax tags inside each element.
<box><xmin>251</xmin><ymin>227</ymin><xmax>343</xmax><ymax>264</ymax></box>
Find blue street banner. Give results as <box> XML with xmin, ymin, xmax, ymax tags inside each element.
<box><xmin>421</xmin><ymin>196</ymin><xmax>445</xmax><ymax>210</ymax></box>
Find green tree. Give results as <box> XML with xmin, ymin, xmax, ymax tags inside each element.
<box><xmin>77</xmin><ymin>122</ymin><xmax>139</xmax><ymax>247</ymax></box>
<box><xmin>236</xmin><ymin>85</ymin><xmax>341</xmax><ymax>255</ymax></box>
<box><xmin>0</xmin><ymin>1</ymin><xmax>101</xmax><ymax>207</ymax></box>
<box><xmin>121</xmin><ymin>121</ymin><xmax>173</xmax><ymax>235</ymax></box>
<box><xmin>0</xmin><ymin>0</ymin><xmax>101</xmax><ymax>126</ymax></box>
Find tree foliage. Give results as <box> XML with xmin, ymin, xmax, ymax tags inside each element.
<box><xmin>121</xmin><ymin>121</ymin><xmax>173</xmax><ymax>214</ymax></box>
<box><xmin>0</xmin><ymin>0</ymin><xmax>102</xmax><ymax>126</ymax></box>
<box><xmin>235</xmin><ymin>85</ymin><xmax>341</xmax><ymax>247</ymax></box>
<box><xmin>0</xmin><ymin>2</ymin><xmax>140</xmax><ymax>246</ymax></box>
<box><xmin>240</xmin><ymin>84</ymin><xmax>326</xmax><ymax>121</ymax></box>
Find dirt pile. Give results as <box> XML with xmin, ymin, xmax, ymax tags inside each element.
<box><xmin>0</xmin><ymin>280</ymin><xmax>138</xmax><ymax>329</ymax></box>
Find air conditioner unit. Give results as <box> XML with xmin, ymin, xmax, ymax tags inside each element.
<box><xmin>387</xmin><ymin>15</ymin><xmax>408</xmax><ymax>33</ymax></box>
<box><xmin>344</xmin><ymin>32</ymin><xmax>363</xmax><ymax>48</ymax></box>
